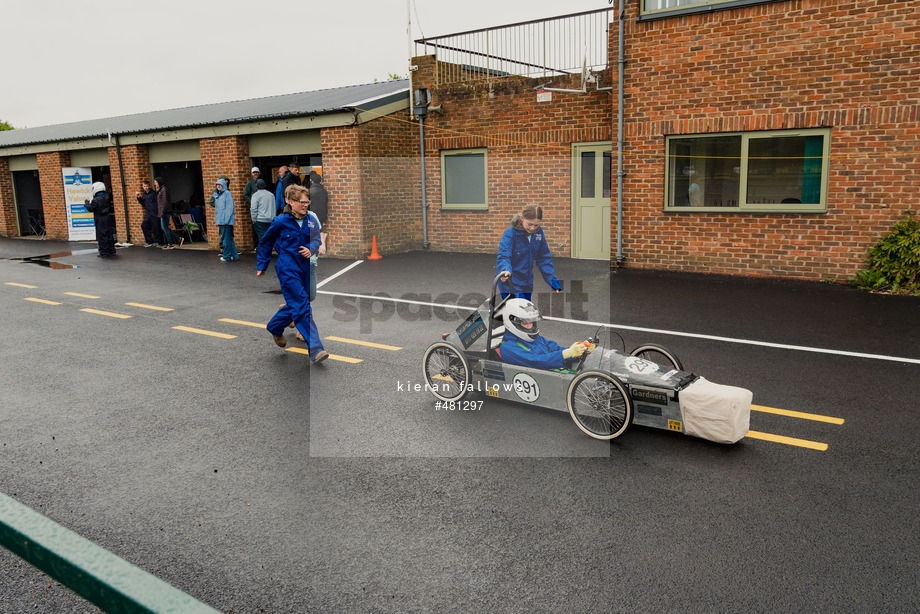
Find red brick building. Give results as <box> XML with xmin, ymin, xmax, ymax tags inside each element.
<box><xmin>412</xmin><ymin>1</ymin><xmax>919</xmax><ymax>280</ymax></box>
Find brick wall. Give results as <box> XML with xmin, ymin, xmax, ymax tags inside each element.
<box><xmin>107</xmin><ymin>144</ymin><xmax>149</xmax><ymax>245</ymax></box>
<box><xmin>616</xmin><ymin>0</ymin><xmax>920</xmax><ymax>279</ymax></box>
<box><xmin>200</xmin><ymin>136</ymin><xmax>253</xmax><ymax>251</ymax></box>
<box><xmin>413</xmin><ymin>54</ymin><xmax>613</xmax><ymax>257</ymax></box>
<box><xmin>357</xmin><ymin>112</ymin><xmax>421</xmax><ymax>254</ymax></box>
<box><xmin>37</xmin><ymin>151</ymin><xmax>70</xmax><ymax>240</ymax></box>
<box><xmin>321</xmin><ymin>126</ymin><xmax>364</xmax><ymax>257</ymax></box>
<box><xmin>0</xmin><ymin>157</ymin><xmax>15</xmax><ymax>236</ymax></box>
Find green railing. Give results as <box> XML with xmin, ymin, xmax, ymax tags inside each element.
<box><xmin>0</xmin><ymin>492</ymin><xmax>220</xmax><ymax>613</ymax></box>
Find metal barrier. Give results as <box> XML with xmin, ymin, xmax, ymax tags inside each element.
<box><xmin>415</xmin><ymin>8</ymin><xmax>611</xmax><ymax>86</ymax></box>
<box><xmin>0</xmin><ymin>492</ymin><xmax>219</xmax><ymax>613</ymax></box>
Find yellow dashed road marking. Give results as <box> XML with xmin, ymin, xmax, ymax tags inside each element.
<box><xmin>752</xmin><ymin>404</ymin><xmax>844</xmax><ymax>425</ymax></box>
<box><xmin>125</xmin><ymin>302</ymin><xmax>174</xmax><ymax>312</ymax></box>
<box><xmin>325</xmin><ymin>336</ymin><xmax>402</xmax><ymax>351</ymax></box>
<box><xmin>7</xmin><ymin>283</ymin><xmax>37</xmax><ymax>288</ymax></box>
<box><xmin>219</xmin><ymin>318</ymin><xmax>266</xmax><ymax>328</ymax></box>
<box><xmin>172</xmin><ymin>326</ymin><xmax>236</xmax><ymax>339</ymax></box>
<box><xmin>285</xmin><ymin>347</ymin><xmax>363</xmax><ymax>363</ymax></box>
<box><xmin>64</xmin><ymin>292</ymin><xmax>99</xmax><ymax>299</ymax></box>
<box><xmin>745</xmin><ymin>430</ymin><xmax>828</xmax><ymax>451</ymax></box>
<box><xmin>81</xmin><ymin>308</ymin><xmax>131</xmax><ymax>319</ymax></box>
<box><xmin>24</xmin><ymin>297</ymin><xmax>61</xmax><ymax>305</ymax></box>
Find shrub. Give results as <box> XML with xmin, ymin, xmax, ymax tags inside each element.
<box><xmin>853</xmin><ymin>212</ymin><xmax>920</xmax><ymax>294</ymax></box>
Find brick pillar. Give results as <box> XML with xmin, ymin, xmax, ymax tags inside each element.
<box><xmin>321</xmin><ymin>126</ymin><xmax>365</xmax><ymax>258</ymax></box>
<box><xmin>0</xmin><ymin>157</ymin><xmax>17</xmax><ymax>237</ymax></box>
<box><xmin>37</xmin><ymin>151</ymin><xmax>70</xmax><ymax>241</ymax></box>
<box><xmin>108</xmin><ymin>144</ymin><xmax>150</xmax><ymax>245</ymax></box>
<box><xmin>200</xmin><ymin>136</ymin><xmax>253</xmax><ymax>252</ymax></box>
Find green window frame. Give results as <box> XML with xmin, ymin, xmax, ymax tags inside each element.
<box><xmin>441</xmin><ymin>148</ymin><xmax>488</xmax><ymax>210</ymax></box>
<box><xmin>664</xmin><ymin>128</ymin><xmax>831</xmax><ymax>213</ymax></box>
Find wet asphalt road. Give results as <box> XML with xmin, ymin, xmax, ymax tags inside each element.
<box><xmin>1</xmin><ymin>237</ymin><xmax>918</xmax><ymax>613</ymax></box>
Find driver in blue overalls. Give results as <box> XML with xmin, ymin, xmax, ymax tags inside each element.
<box><xmin>497</xmin><ymin>298</ymin><xmax>594</xmax><ymax>371</ymax></box>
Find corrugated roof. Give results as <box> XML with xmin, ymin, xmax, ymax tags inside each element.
<box><xmin>0</xmin><ymin>80</ymin><xmax>410</xmax><ymax>149</ymax></box>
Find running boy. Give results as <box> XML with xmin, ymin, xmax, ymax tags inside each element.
<box><xmin>256</xmin><ymin>185</ymin><xmax>329</xmax><ymax>364</ymax></box>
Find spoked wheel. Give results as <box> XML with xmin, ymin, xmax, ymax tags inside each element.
<box><xmin>566</xmin><ymin>371</ymin><xmax>633</xmax><ymax>440</ymax></box>
<box><xmin>629</xmin><ymin>343</ymin><xmax>683</xmax><ymax>371</ymax></box>
<box><xmin>422</xmin><ymin>342</ymin><xmax>471</xmax><ymax>403</ymax></box>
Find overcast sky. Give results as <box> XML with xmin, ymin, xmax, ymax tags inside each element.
<box><xmin>2</xmin><ymin>0</ymin><xmax>611</xmax><ymax>129</ymax></box>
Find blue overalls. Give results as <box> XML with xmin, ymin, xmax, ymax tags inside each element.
<box><xmin>497</xmin><ymin>330</ymin><xmax>576</xmax><ymax>371</ymax></box>
<box><xmin>257</xmin><ymin>213</ymin><xmax>325</xmax><ymax>358</ymax></box>
<box><xmin>496</xmin><ymin>224</ymin><xmax>561</xmax><ymax>300</ymax></box>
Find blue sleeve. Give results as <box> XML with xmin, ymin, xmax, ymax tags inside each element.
<box><xmin>307</xmin><ymin>218</ymin><xmax>321</xmax><ymax>255</ymax></box>
<box><xmin>275</xmin><ymin>183</ymin><xmax>284</xmax><ymax>210</ymax></box>
<box><xmin>500</xmin><ymin>340</ymin><xmax>565</xmax><ymax>370</ymax></box>
<box><xmin>257</xmin><ymin>217</ymin><xmax>283</xmax><ymax>271</ymax></box>
<box><xmin>535</xmin><ymin>230</ymin><xmax>561</xmax><ymax>290</ymax></box>
<box><xmin>496</xmin><ymin>227</ymin><xmax>513</xmax><ymax>274</ymax></box>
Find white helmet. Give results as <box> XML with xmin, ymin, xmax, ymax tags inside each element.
<box><xmin>91</xmin><ymin>182</ymin><xmax>106</xmax><ymax>195</ymax></box>
<box><xmin>502</xmin><ymin>298</ymin><xmax>541</xmax><ymax>342</ymax></box>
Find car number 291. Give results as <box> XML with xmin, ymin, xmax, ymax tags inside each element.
<box><xmin>512</xmin><ymin>373</ymin><xmax>540</xmax><ymax>403</ymax></box>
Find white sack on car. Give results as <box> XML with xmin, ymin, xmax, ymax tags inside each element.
<box><xmin>679</xmin><ymin>376</ymin><xmax>752</xmax><ymax>444</ymax></box>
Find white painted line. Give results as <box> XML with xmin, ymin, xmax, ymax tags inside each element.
<box><xmin>316</xmin><ymin>260</ymin><xmax>362</xmax><ymax>289</ymax></box>
<box><xmin>317</xmin><ymin>290</ymin><xmax>920</xmax><ymax>366</ymax></box>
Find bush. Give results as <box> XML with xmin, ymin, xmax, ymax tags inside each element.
<box><xmin>852</xmin><ymin>212</ymin><xmax>920</xmax><ymax>294</ymax></box>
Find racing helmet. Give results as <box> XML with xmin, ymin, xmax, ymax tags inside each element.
<box><xmin>502</xmin><ymin>298</ymin><xmax>541</xmax><ymax>342</ymax></box>
<box><xmin>91</xmin><ymin>181</ymin><xmax>106</xmax><ymax>195</ymax></box>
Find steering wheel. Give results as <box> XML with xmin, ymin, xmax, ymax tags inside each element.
<box><xmin>573</xmin><ymin>324</ymin><xmax>604</xmax><ymax>372</ymax></box>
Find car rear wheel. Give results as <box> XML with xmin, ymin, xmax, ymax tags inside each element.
<box><xmin>629</xmin><ymin>343</ymin><xmax>683</xmax><ymax>371</ymax></box>
<box><xmin>566</xmin><ymin>371</ymin><xmax>632</xmax><ymax>440</ymax></box>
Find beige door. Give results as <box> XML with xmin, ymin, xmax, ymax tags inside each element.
<box><xmin>572</xmin><ymin>143</ymin><xmax>611</xmax><ymax>260</ymax></box>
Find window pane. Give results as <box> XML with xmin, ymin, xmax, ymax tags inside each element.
<box><xmin>444</xmin><ymin>153</ymin><xmax>485</xmax><ymax>205</ymax></box>
<box><xmin>644</xmin><ymin>0</ymin><xmax>719</xmax><ymax>12</ymax></box>
<box><xmin>602</xmin><ymin>152</ymin><xmax>611</xmax><ymax>198</ymax></box>
<box><xmin>667</xmin><ymin>136</ymin><xmax>740</xmax><ymax>207</ymax></box>
<box><xmin>747</xmin><ymin>135</ymin><xmax>824</xmax><ymax>205</ymax></box>
<box><xmin>581</xmin><ymin>151</ymin><xmax>595</xmax><ymax>199</ymax></box>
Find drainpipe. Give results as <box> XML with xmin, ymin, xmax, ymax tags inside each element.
<box><xmin>114</xmin><ymin>134</ymin><xmax>131</xmax><ymax>244</ymax></box>
<box><xmin>420</xmin><ymin>114</ymin><xmax>429</xmax><ymax>248</ymax></box>
<box><xmin>414</xmin><ymin>89</ymin><xmax>431</xmax><ymax>248</ymax></box>
<box><xmin>615</xmin><ymin>0</ymin><xmax>625</xmax><ymax>265</ymax></box>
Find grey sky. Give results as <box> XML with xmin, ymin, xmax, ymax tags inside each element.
<box><xmin>2</xmin><ymin>0</ymin><xmax>609</xmax><ymax>129</ymax></box>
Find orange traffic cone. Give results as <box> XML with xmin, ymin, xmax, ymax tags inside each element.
<box><xmin>368</xmin><ymin>235</ymin><xmax>382</xmax><ymax>260</ymax></box>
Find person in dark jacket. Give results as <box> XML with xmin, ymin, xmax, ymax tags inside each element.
<box><xmin>136</xmin><ymin>179</ymin><xmax>162</xmax><ymax>247</ymax></box>
<box><xmin>256</xmin><ymin>184</ymin><xmax>329</xmax><ymax>364</ymax></box>
<box><xmin>307</xmin><ymin>171</ymin><xmax>328</xmax><ymax>303</ymax></box>
<box><xmin>243</xmin><ymin>167</ymin><xmax>261</xmax><ymax>207</ymax></box>
<box><xmin>274</xmin><ymin>166</ymin><xmax>289</xmax><ymax>215</ymax></box>
<box><xmin>496</xmin><ymin>204</ymin><xmax>562</xmax><ymax>300</ymax></box>
<box><xmin>84</xmin><ymin>181</ymin><xmax>117</xmax><ymax>258</ymax></box>
<box><xmin>155</xmin><ymin>176</ymin><xmax>181</xmax><ymax>249</ymax></box>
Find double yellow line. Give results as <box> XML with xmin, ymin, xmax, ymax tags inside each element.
<box><xmin>747</xmin><ymin>404</ymin><xmax>844</xmax><ymax>451</ymax></box>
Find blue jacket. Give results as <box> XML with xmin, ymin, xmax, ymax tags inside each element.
<box><xmin>256</xmin><ymin>213</ymin><xmax>321</xmax><ymax>277</ymax></box>
<box><xmin>213</xmin><ymin>179</ymin><xmax>235</xmax><ymax>225</ymax></box>
<box><xmin>496</xmin><ymin>217</ymin><xmax>561</xmax><ymax>295</ymax></box>
<box><xmin>275</xmin><ymin>174</ymin><xmax>288</xmax><ymax>212</ymax></box>
<box><xmin>498</xmin><ymin>330</ymin><xmax>574</xmax><ymax>371</ymax></box>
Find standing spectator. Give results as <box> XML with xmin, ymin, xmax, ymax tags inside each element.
<box><xmin>274</xmin><ymin>165</ymin><xmax>289</xmax><ymax>215</ymax></box>
<box><xmin>84</xmin><ymin>181</ymin><xmax>116</xmax><ymax>258</ymax></box>
<box><xmin>282</xmin><ymin>163</ymin><xmax>302</xmax><ymax>194</ymax></box>
<box><xmin>136</xmin><ymin>179</ymin><xmax>162</xmax><ymax>247</ymax></box>
<box><xmin>208</xmin><ymin>174</ymin><xmax>229</xmax><ymax>209</ymax></box>
<box><xmin>155</xmin><ymin>176</ymin><xmax>182</xmax><ymax>249</ymax></box>
<box><xmin>496</xmin><ymin>204</ymin><xmax>561</xmax><ymax>300</ymax></box>
<box><xmin>243</xmin><ymin>167</ymin><xmax>261</xmax><ymax>207</ymax></box>
<box><xmin>250</xmin><ymin>178</ymin><xmax>275</xmax><ymax>245</ymax></box>
<box><xmin>213</xmin><ymin>178</ymin><xmax>238</xmax><ymax>262</ymax></box>
<box><xmin>307</xmin><ymin>171</ymin><xmax>328</xmax><ymax>303</ymax></box>
<box><xmin>256</xmin><ymin>184</ymin><xmax>329</xmax><ymax>364</ymax></box>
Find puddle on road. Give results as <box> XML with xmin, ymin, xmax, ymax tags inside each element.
<box><xmin>2</xmin><ymin>249</ymin><xmax>97</xmax><ymax>269</ymax></box>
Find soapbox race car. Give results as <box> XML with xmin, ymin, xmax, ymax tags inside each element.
<box><xmin>422</xmin><ymin>275</ymin><xmax>752</xmax><ymax>443</ymax></box>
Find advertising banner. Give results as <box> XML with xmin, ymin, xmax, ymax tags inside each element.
<box><xmin>62</xmin><ymin>167</ymin><xmax>96</xmax><ymax>241</ymax></box>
